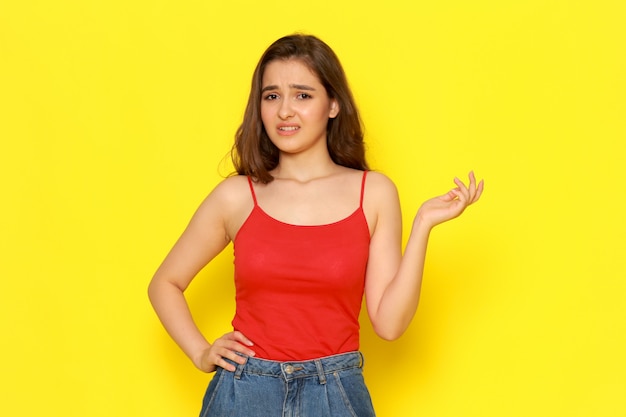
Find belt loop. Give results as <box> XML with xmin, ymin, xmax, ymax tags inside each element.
<box><xmin>358</xmin><ymin>351</ymin><xmax>364</xmax><ymax>368</ymax></box>
<box><xmin>234</xmin><ymin>357</ymin><xmax>247</xmax><ymax>380</ymax></box>
<box><xmin>314</xmin><ymin>359</ymin><xmax>327</xmax><ymax>385</ymax></box>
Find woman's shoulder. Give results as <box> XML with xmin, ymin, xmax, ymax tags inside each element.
<box><xmin>202</xmin><ymin>175</ymin><xmax>252</xmax><ymax>210</ymax></box>
<box><xmin>209</xmin><ymin>171</ymin><xmax>250</xmax><ymax>202</ymax></box>
<box><xmin>365</xmin><ymin>170</ymin><xmax>399</xmax><ymax>197</ymax></box>
<box><xmin>360</xmin><ymin>171</ymin><xmax>401</xmax><ymax>236</ymax></box>
<box><xmin>196</xmin><ymin>175</ymin><xmax>254</xmax><ymax>240</ymax></box>
<box><xmin>213</xmin><ymin>174</ymin><xmax>250</xmax><ymax>192</ymax></box>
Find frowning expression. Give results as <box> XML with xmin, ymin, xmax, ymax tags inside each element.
<box><xmin>260</xmin><ymin>59</ymin><xmax>339</xmax><ymax>156</ymax></box>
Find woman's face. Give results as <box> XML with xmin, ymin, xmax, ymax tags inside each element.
<box><xmin>260</xmin><ymin>59</ymin><xmax>339</xmax><ymax>157</ymax></box>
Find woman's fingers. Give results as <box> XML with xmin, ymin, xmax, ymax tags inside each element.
<box><xmin>212</xmin><ymin>346</ymin><xmax>245</xmax><ymax>371</ymax></box>
<box><xmin>416</xmin><ymin>172</ymin><xmax>484</xmax><ymax>228</ymax></box>
<box><xmin>217</xmin><ymin>332</ymin><xmax>256</xmax><ymax>357</ymax></box>
<box><xmin>232</xmin><ymin>330</ymin><xmax>255</xmax><ymax>347</ymax></box>
<box><xmin>473</xmin><ymin>179</ymin><xmax>485</xmax><ymax>203</ymax></box>
<box><xmin>203</xmin><ymin>331</ymin><xmax>256</xmax><ymax>372</ymax></box>
<box><xmin>468</xmin><ymin>171</ymin><xmax>477</xmax><ymax>200</ymax></box>
<box><xmin>452</xmin><ymin>178</ymin><xmax>469</xmax><ymax>205</ymax></box>
<box><xmin>467</xmin><ymin>171</ymin><xmax>485</xmax><ymax>203</ymax></box>
<box><xmin>453</xmin><ymin>172</ymin><xmax>484</xmax><ymax>206</ymax></box>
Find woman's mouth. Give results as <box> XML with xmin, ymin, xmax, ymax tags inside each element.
<box><xmin>277</xmin><ymin>125</ymin><xmax>300</xmax><ymax>135</ymax></box>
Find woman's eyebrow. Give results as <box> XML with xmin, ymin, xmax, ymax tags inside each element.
<box><xmin>261</xmin><ymin>84</ymin><xmax>317</xmax><ymax>93</ymax></box>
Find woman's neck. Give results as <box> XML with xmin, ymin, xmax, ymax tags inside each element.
<box><xmin>272</xmin><ymin>153</ymin><xmax>340</xmax><ymax>183</ymax></box>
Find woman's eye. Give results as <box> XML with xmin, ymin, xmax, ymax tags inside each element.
<box><xmin>296</xmin><ymin>93</ymin><xmax>312</xmax><ymax>100</ymax></box>
<box><xmin>264</xmin><ymin>93</ymin><xmax>278</xmax><ymax>101</ymax></box>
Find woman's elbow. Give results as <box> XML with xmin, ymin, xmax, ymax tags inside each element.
<box><xmin>372</xmin><ymin>323</ymin><xmax>406</xmax><ymax>341</ymax></box>
<box><xmin>147</xmin><ymin>275</ymin><xmax>172</xmax><ymax>305</ymax></box>
<box><xmin>147</xmin><ymin>279</ymin><xmax>159</xmax><ymax>305</ymax></box>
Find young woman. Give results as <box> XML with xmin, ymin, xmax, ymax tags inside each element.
<box><xmin>148</xmin><ymin>34</ymin><xmax>483</xmax><ymax>417</ymax></box>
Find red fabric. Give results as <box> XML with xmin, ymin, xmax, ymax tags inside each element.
<box><xmin>231</xmin><ymin>172</ymin><xmax>370</xmax><ymax>361</ymax></box>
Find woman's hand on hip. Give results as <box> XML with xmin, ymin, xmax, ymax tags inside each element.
<box><xmin>194</xmin><ymin>331</ymin><xmax>256</xmax><ymax>373</ymax></box>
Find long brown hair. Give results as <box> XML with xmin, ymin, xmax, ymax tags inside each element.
<box><xmin>232</xmin><ymin>34</ymin><xmax>368</xmax><ymax>183</ymax></box>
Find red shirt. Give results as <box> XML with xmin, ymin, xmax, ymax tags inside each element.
<box><xmin>232</xmin><ymin>172</ymin><xmax>370</xmax><ymax>361</ymax></box>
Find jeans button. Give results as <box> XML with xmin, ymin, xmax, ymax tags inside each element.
<box><xmin>284</xmin><ymin>365</ymin><xmax>294</xmax><ymax>374</ymax></box>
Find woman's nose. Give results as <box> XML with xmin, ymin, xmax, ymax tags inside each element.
<box><xmin>278</xmin><ymin>100</ymin><xmax>294</xmax><ymax>120</ymax></box>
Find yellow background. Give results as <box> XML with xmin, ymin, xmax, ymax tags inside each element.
<box><xmin>1</xmin><ymin>1</ymin><xmax>625</xmax><ymax>416</ymax></box>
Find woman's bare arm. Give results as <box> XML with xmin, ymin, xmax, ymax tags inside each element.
<box><xmin>147</xmin><ymin>176</ymin><xmax>256</xmax><ymax>372</ymax></box>
<box><xmin>364</xmin><ymin>171</ymin><xmax>483</xmax><ymax>340</ymax></box>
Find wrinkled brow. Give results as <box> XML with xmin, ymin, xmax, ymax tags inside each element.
<box><xmin>261</xmin><ymin>84</ymin><xmax>317</xmax><ymax>93</ymax></box>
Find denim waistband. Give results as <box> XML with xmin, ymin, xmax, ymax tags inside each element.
<box><xmin>228</xmin><ymin>351</ymin><xmax>364</xmax><ymax>385</ymax></box>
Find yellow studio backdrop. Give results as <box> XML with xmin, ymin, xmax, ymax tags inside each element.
<box><xmin>1</xmin><ymin>1</ymin><xmax>625</xmax><ymax>416</ymax></box>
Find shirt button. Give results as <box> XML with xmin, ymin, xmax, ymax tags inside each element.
<box><xmin>284</xmin><ymin>365</ymin><xmax>294</xmax><ymax>374</ymax></box>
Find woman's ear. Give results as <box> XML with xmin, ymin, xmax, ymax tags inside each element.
<box><xmin>329</xmin><ymin>99</ymin><xmax>340</xmax><ymax>119</ymax></box>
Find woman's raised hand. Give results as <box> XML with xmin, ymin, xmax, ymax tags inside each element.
<box><xmin>195</xmin><ymin>331</ymin><xmax>256</xmax><ymax>373</ymax></box>
<box><xmin>416</xmin><ymin>171</ymin><xmax>484</xmax><ymax>229</ymax></box>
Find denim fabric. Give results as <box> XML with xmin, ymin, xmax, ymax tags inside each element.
<box><xmin>199</xmin><ymin>351</ymin><xmax>376</xmax><ymax>417</ymax></box>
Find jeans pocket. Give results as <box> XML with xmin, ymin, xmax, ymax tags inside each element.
<box><xmin>199</xmin><ymin>368</ymin><xmax>227</xmax><ymax>417</ymax></box>
<box><xmin>331</xmin><ymin>369</ymin><xmax>376</xmax><ymax>417</ymax></box>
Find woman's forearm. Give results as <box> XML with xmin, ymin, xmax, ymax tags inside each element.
<box><xmin>148</xmin><ymin>279</ymin><xmax>211</xmax><ymax>367</ymax></box>
<box><xmin>371</xmin><ymin>219</ymin><xmax>432</xmax><ymax>340</ymax></box>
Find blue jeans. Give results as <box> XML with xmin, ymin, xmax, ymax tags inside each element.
<box><xmin>199</xmin><ymin>351</ymin><xmax>376</xmax><ymax>417</ymax></box>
